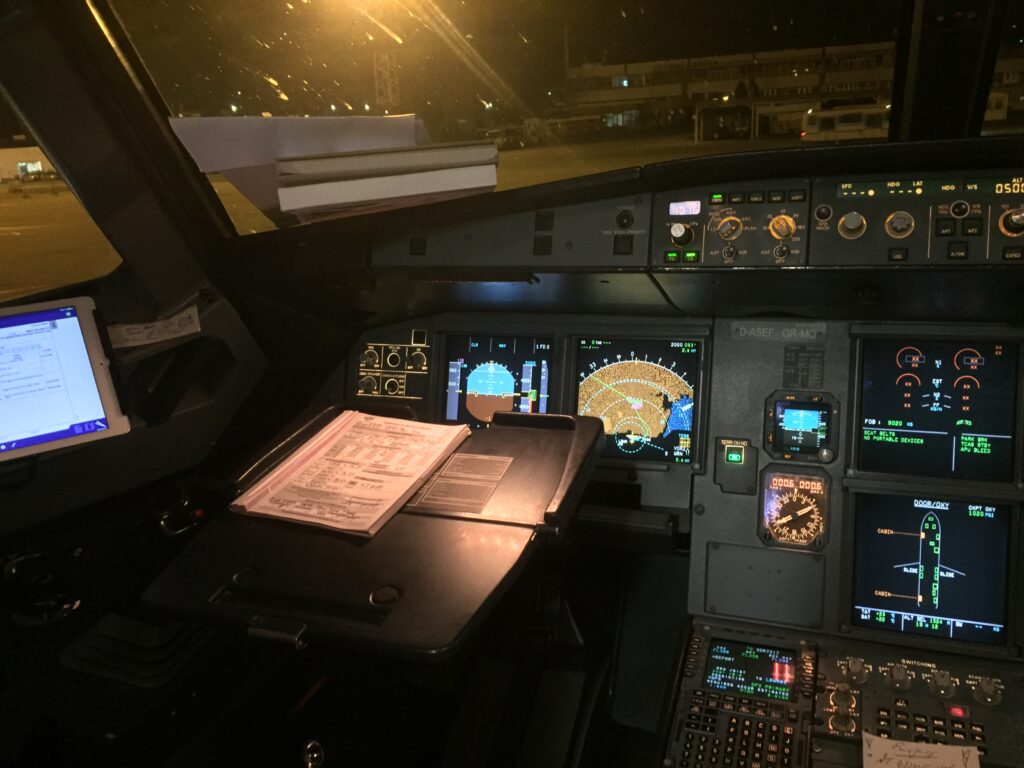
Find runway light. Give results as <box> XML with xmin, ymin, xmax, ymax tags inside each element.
<box><xmin>230</xmin><ymin>104</ymin><xmax>239</xmax><ymax>113</ymax></box>
<box><xmin>364</xmin><ymin>103</ymin><xmax>371</xmax><ymax>111</ymax></box>
<box><xmin>722</xmin><ymin>95</ymin><xmax>730</xmax><ymax>102</ymax></box>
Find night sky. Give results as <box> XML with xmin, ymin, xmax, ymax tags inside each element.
<box><xmin>109</xmin><ymin>1</ymin><xmax>905</xmax><ymax>129</ymax></box>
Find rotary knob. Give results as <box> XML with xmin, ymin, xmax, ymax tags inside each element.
<box><xmin>884</xmin><ymin>210</ymin><xmax>915</xmax><ymax>239</ymax></box>
<box><xmin>829</xmin><ymin>684</ymin><xmax>857</xmax><ymax>712</ymax></box>
<box><xmin>887</xmin><ymin>664</ymin><xmax>912</xmax><ymax>691</ymax></box>
<box><xmin>837</xmin><ymin>211</ymin><xmax>867</xmax><ymax>240</ymax></box>
<box><xmin>768</xmin><ymin>214</ymin><xmax>797</xmax><ymax>240</ymax></box>
<box><xmin>843</xmin><ymin>657</ymin><xmax>868</xmax><ymax>684</ymax></box>
<box><xmin>383</xmin><ymin>378</ymin><xmax>401</xmax><ymax>395</ymax></box>
<box><xmin>716</xmin><ymin>216</ymin><xmax>744</xmax><ymax>241</ymax></box>
<box><xmin>385</xmin><ymin>351</ymin><xmax>402</xmax><ymax>369</ymax></box>
<box><xmin>972</xmin><ymin>677</ymin><xmax>1001</xmax><ymax>706</ymax></box>
<box><xmin>928</xmin><ymin>670</ymin><xmax>957</xmax><ymax>699</ymax></box>
<box><xmin>357</xmin><ymin>376</ymin><xmax>377</xmax><ymax>395</ymax></box>
<box><xmin>998</xmin><ymin>208</ymin><xmax>1024</xmax><ymax>237</ymax></box>
<box><xmin>359</xmin><ymin>348</ymin><xmax>379</xmax><ymax>368</ymax></box>
<box><xmin>409</xmin><ymin>350</ymin><xmax>428</xmax><ymax>370</ymax></box>
<box><xmin>670</xmin><ymin>222</ymin><xmax>695</xmax><ymax>246</ymax></box>
<box><xmin>829</xmin><ymin>713</ymin><xmax>857</xmax><ymax>734</ymax></box>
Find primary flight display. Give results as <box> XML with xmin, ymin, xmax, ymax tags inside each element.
<box><xmin>575</xmin><ymin>337</ymin><xmax>701</xmax><ymax>463</ymax></box>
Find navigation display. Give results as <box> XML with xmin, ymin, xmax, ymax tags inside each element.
<box><xmin>575</xmin><ymin>337</ymin><xmax>700</xmax><ymax>463</ymax></box>
<box><xmin>851</xmin><ymin>494</ymin><xmax>1009</xmax><ymax>645</ymax></box>
<box><xmin>703</xmin><ymin>640</ymin><xmax>797</xmax><ymax>702</ymax></box>
<box><xmin>443</xmin><ymin>334</ymin><xmax>553</xmax><ymax>428</ymax></box>
<box><xmin>0</xmin><ymin>298</ymin><xmax>129</xmax><ymax>462</ymax></box>
<box><xmin>858</xmin><ymin>339</ymin><xmax>1017</xmax><ymax>481</ymax></box>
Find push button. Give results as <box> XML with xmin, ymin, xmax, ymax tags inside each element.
<box><xmin>1003</xmin><ymin>246</ymin><xmax>1023</xmax><ymax>261</ymax></box>
<box><xmin>888</xmin><ymin>247</ymin><xmax>908</xmax><ymax>262</ymax></box>
<box><xmin>748</xmin><ymin>191</ymin><xmax>766</xmax><ymax>203</ymax></box>
<box><xmin>947</xmin><ymin>241</ymin><xmax>968</xmax><ymax>260</ymax></box>
<box><xmin>935</xmin><ymin>218</ymin><xmax>956</xmax><ymax>236</ymax></box>
<box><xmin>961</xmin><ymin>217</ymin><xmax>983</xmax><ymax>236</ymax></box>
<box><xmin>728</xmin><ymin>191</ymin><xmax>746</xmax><ymax>204</ymax></box>
<box><xmin>769</xmin><ymin>190</ymin><xmax>786</xmax><ymax>203</ymax></box>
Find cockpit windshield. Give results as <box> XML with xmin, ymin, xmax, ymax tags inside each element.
<box><xmin>109</xmin><ymin>1</ymin><xmax>914</xmax><ymax>233</ymax></box>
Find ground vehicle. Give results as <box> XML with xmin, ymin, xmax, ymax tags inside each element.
<box><xmin>2</xmin><ymin>2</ymin><xmax>1024</xmax><ymax>767</ymax></box>
<box><xmin>801</xmin><ymin>103</ymin><xmax>891</xmax><ymax>142</ymax></box>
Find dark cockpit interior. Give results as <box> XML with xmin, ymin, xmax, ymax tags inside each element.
<box><xmin>1</xmin><ymin>1</ymin><xmax>1023</xmax><ymax>766</ymax></box>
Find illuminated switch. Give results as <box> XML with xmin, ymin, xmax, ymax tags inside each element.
<box><xmin>725</xmin><ymin>445</ymin><xmax>745</xmax><ymax>464</ymax></box>
<box><xmin>683</xmin><ymin>249</ymin><xmax>701</xmax><ymax>264</ymax></box>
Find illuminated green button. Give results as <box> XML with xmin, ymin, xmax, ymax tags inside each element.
<box><xmin>710</xmin><ymin>192</ymin><xmax>725</xmax><ymax>204</ymax></box>
<box><xmin>725</xmin><ymin>445</ymin><xmax>745</xmax><ymax>464</ymax></box>
<box><xmin>664</xmin><ymin>250</ymin><xmax>681</xmax><ymax>264</ymax></box>
<box><xmin>683</xmin><ymin>249</ymin><xmax>700</xmax><ymax>263</ymax></box>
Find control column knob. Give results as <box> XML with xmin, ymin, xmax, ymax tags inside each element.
<box><xmin>887</xmin><ymin>663</ymin><xmax>912</xmax><ymax>691</ymax></box>
<box><xmin>837</xmin><ymin>211</ymin><xmax>868</xmax><ymax>240</ymax></box>
<box><xmin>843</xmin><ymin>656</ymin><xmax>868</xmax><ymax>684</ymax></box>
<box><xmin>972</xmin><ymin>677</ymin><xmax>1002</xmax><ymax>706</ymax></box>
<box><xmin>670</xmin><ymin>222</ymin><xmax>695</xmax><ymax>246</ymax></box>
<box><xmin>998</xmin><ymin>208</ymin><xmax>1024</xmax><ymax>237</ymax></box>
<box><xmin>768</xmin><ymin>214</ymin><xmax>797</xmax><ymax>240</ymax></box>
<box><xmin>716</xmin><ymin>216</ymin><xmax>744</xmax><ymax>241</ymax></box>
<box><xmin>928</xmin><ymin>670</ymin><xmax>957</xmax><ymax>699</ymax></box>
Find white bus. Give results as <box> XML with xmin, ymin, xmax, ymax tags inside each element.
<box><xmin>800</xmin><ymin>103</ymin><xmax>889</xmax><ymax>142</ymax></box>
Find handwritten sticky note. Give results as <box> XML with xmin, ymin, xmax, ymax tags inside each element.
<box><xmin>107</xmin><ymin>305</ymin><xmax>201</xmax><ymax>349</ymax></box>
<box><xmin>863</xmin><ymin>732</ymin><xmax>980</xmax><ymax>768</ymax></box>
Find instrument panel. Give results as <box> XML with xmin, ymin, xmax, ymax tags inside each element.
<box><xmin>351</xmin><ymin>161</ymin><xmax>1024</xmax><ymax>767</ymax></box>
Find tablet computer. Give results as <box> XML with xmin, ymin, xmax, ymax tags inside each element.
<box><xmin>0</xmin><ymin>297</ymin><xmax>130</xmax><ymax>462</ymax></box>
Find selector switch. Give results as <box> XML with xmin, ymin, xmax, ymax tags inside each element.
<box><xmin>837</xmin><ymin>211</ymin><xmax>867</xmax><ymax>240</ymax></box>
<box><xmin>950</xmin><ymin>199</ymin><xmax>970</xmax><ymax>218</ymax></box>
<box><xmin>972</xmin><ymin>677</ymin><xmax>1001</xmax><ymax>706</ymax></box>
<box><xmin>886</xmin><ymin>664</ymin><xmax>912</xmax><ymax>691</ymax></box>
<box><xmin>768</xmin><ymin>214</ymin><xmax>797</xmax><ymax>240</ymax></box>
<box><xmin>716</xmin><ymin>216</ymin><xmax>744</xmax><ymax>241</ymax></box>
<box><xmin>929</xmin><ymin>670</ymin><xmax>957</xmax><ymax>699</ymax></box>
<box><xmin>843</xmin><ymin>656</ymin><xmax>868</xmax><ymax>684</ymax></box>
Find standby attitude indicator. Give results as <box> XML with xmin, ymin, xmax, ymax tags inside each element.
<box><xmin>576</xmin><ymin>338</ymin><xmax>700</xmax><ymax>463</ymax></box>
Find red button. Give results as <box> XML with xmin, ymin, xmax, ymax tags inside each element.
<box><xmin>947</xmin><ymin>706</ymin><xmax>966</xmax><ymax>718</ymax></box>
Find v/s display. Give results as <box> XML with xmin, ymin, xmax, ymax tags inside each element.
<box><xmin>703</xmin><ymin>640</ymin><xmax>797</xmax><ymax>702</ymax></box>
<box><xmin>444</xmin><ymin>335</ymin><xmax>552</xmax><ymax>428</ymax></box>
<box><xmin>859</xmin><ymin>340</ymin><xmax>1017</xmax><ymax>481</ymax></box>
<box><xmin>851</xmin><ymin>494</ymin><xmax>1009</xmax><ymax>645</ymax></box>
<box><xmin>575</xmin><ymin>338</ymin><xmax>700</xmax><ymax>463</ymax></box>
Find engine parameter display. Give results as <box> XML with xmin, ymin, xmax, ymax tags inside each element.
<box><xmin>858</xmin><ymin>339</ymin><xmax>1017</xmax><ymax>481</ymax></box>
<box><xmin>703</xmin><ymin>640</ymin><xmax>797</xmax><ymax>702</ymax></box>
<box><xmin>575</xmin><ymin>338</ymin><xmax>701</xmax><ymax>463</ymax></box>
<box><xmin>852</xmin><ymin>494</ymin><xmax>1009</xmax><ymax>645</ymax></box>
<box><xmin>444</xmin><ymin>335</ymin><xmax>553</xmax><ymax>428</ymax></box>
